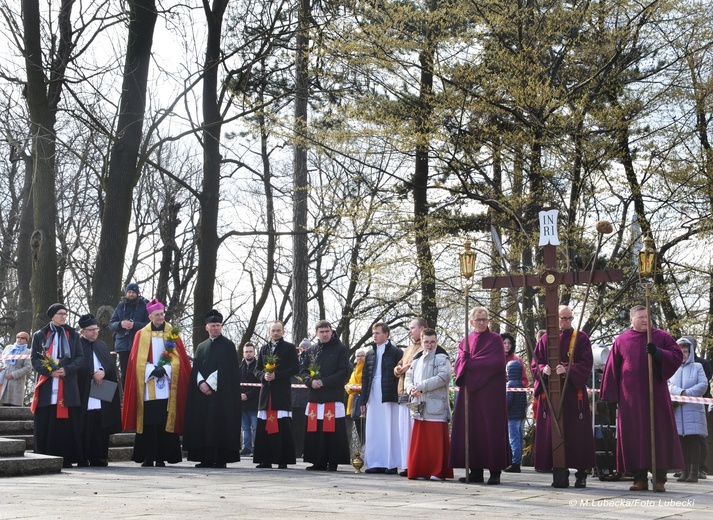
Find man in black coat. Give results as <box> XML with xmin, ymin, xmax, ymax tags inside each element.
<box><xmin>239</xmin><ymin>342</ymin><xmax>260</xmax><ymax>456</ymax></box>
<box><xmin>31</xmin><ymin>303</ymin><xmax>85</xmax><ymax>468</ymax></box>
<box><xmin>183</xmin><ymin>310</ymin><xmax>242</xmax><ymax>468</ymax></box>
<box><xmin>253</xmin><ymin>320</ymin><xmax>299</xmax><ymax>469</ymax></box>
<box><xmin>300</xmin><ymin>320</ymin><xmax>351</xmax><ymax>471</ymax></box>
<box><xmin>76</xmin><ymin>314</ymin><xmax>122</xmax><ymax>467</ymax></box>
<box><xmin>108</xmin><ymin>283</ymin><xmax>149</xmax><ymax>389</ymax></box>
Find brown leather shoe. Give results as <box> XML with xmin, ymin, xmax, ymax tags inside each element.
<box><xmin>629</xmin><ymin>480</ymin><xmax>648</xmax><ymax>491</ymax></box>
<box><xmin>654</xmin><ymin>482</ymin><xmax>666</xmax><ymax>492</ymax></box>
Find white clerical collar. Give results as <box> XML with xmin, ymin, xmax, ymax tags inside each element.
<box><xmin>377</xmin><ymin>342</ymin><xmax>388</xmax><ymax>348</ymax></box>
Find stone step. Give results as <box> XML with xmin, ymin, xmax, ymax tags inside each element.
<box><xmin>0</xmin><ymin>438</ymin><xmax>26</xmax><ymax>457</ymax></box>
<box><xmin>0</xmin><ymin>420</ymin><xmax>34</xmax><ymax>435</ymax></box>
<box><xmin>6</xmin><ymin>434</ymin><xmax>34</xmax><ymax>450</ymax></box>
<box><xmin>109</xmin><ymin>432</ymin><xmax>135</xmax><ymax>447</ymax></box>
<box><xmin>0</xmin><ymin>452</ymin><xmax>63</xmax><ymax>477</ymax></box>
<box><xmin>0</xmin><ymin>407</ymin><xmax>34</xmax><ymax>420</ymax></box>
<box><xmin>109</xmin><ymin>446</ymin><xmax>133</xmax><ymax>462</ymax></box>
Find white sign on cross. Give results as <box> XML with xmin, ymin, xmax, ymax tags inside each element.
<box><xmin>538</xmin><ymin>209</ymin><xmax>560</xmax><ymax>246</ymax></box>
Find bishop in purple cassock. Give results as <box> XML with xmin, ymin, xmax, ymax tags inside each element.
<box><xmin>532</xmin><ymin>305</ymin><xmax>595</xmax><ymax>488</ymax></box>
<box><xmin>449</xmin><ymin>307</ymin><xmax>510</xmax><ymax>484</ymax></box>
<box><xmin>601</xmin><ymin>305</ymin><xmax>684</xmax><ymax>492</ymax></box>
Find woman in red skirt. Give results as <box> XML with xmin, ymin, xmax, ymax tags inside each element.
<box><xmin>404</xmin><ymin>328</ymin><xmax>453</xmax><ymax>480</ymax></box>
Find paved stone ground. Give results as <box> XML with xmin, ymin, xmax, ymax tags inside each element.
<box><xmin>2</xmin><ymin>460</ymin><xmax>711</xmax><ymax>519</ymax></box>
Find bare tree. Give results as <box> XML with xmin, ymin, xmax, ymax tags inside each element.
<box><xmin>91</xmin><ymin>0</ymin><xmax>157</xmax><ymax>315</ymax></box>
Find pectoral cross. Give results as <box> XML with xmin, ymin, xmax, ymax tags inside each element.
<box><xmin>482</xmin><ymin>208</ymin><xmax>622</xmax><ymax>471</ymax></box>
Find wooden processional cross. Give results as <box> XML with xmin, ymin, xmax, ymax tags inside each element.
<box><xmin>481</xmin><ymin>208</ymin><xmax>623</xmax><ymax>470</ymax></box>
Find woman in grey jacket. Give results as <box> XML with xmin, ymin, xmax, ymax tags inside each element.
<box><xmin>668</xmin><ymin>337</ymin><xmax>709</xmax><ymax>483</ymax></box>
<box><xmin>404</xmin><ymin>328</ymin><xmax>453</xmax><ymax>480</ymax></box>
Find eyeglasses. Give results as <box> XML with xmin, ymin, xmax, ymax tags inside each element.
<box><xmin>560</xmin><ymin>316</ymin><xmax>574</xmax><ymax>321</ymax></box>
<box><xmin>84</xmin><ymin>328</ymin><xmax>100</xmax><ymax>333</ymax></box>
<box><xmin>473</xmin><ymin>318</ymin><xmax>489</xmax><ymax>323</ymax></box>
<box><xmin>16</xmin><ymin>336</ymin><xmax>28</xmax><ymax>340</ymax></box>
<box><xmin>55</xmin><ymin>312</ymin><xmax>68</xmax><ymax>316</ymax></box>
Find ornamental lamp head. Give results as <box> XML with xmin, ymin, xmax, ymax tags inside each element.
<box><xmin>459</xmin><ymin>239</ymin><xmax>477</xmax><ymax>279</ymax></box>
<box><xmin>637</xmin><ymin>235</ymin><xmax>657</xmax><ymax>280</ymax></box>
<box><xmin>595</xmin><ymin>220</ymin><xmax>614</xmax><ymax>235</ymax></box>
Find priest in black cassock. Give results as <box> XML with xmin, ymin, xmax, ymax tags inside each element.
<box><xmin>183</xmin><ymin>309</ymin><xmax>242</xmax><ymax>468</ymax></box>
<box><xmin>31</xmin><ymin>303</ymin><xmax>85</xmax><ymax>468</ymax></box>
<box><xmin>300</xmin><ymin>320</ymin><xmax>351</xmax><ymax>471</ymax></box>
<box><xmin>253</xmin><ymin>320</ymin><xmax>300</xmax><ymax>469</ymax></box>
<box><xmin>76</xmin><ymin>314</ymin><xmax>122</xmax><ymax>467</ymax></box>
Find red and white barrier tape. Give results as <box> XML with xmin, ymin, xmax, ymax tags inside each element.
<box><xmin>500</xmin><ymin>386</ymin><xmax>713</xmax><ymax>405</ymax></box>
<box><xmin>4</xmin><ymin>357</ymin><xmax>710</xmax><ymax>405</ymax></box>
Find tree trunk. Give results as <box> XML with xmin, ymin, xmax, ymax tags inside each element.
<box><xmin>238</xmin><ymin>89</ymin><xmax>277</xmax><ymax>349</ymax></box>
<box><xmin>155</xmin><ymin>198</ymin><xmax>181</xmax><ymax>313</ymax></box>
<box><xmin>688</xmin><ymin>53</ymin><xmax>713</xmax><ymax>358</ymax></box>
<box><xmin>16</xmin><ymin>153</ymin><xmax>34</xmax><ymax>332</ymax></box>
<box><xmin>292</xmin><ymin>0</ymin><xmax>311</xmax><ymax>342</ymax></box>
<box><xmin>91</xmin><ymin>0</ymin><xmax>157</xmax><ymax>313</ymax></box>
<box><xmin>192</xmin><ymin>0</ymin><xmax>229</xmax><ymax>347</ymax></box>
<box><xmin>22</xmin><ymin>0</ymin><xmax>74</xmax><ymax>328</ymax></box>
<box><xmin>413</xmin><ymin>1</ymin><xmax>437</xmax><ymax>328</ymax></box>
<box><xmin>615</xmin><ymin>117</ymin><xmax>680</xmax><ymax>334</ymax></box>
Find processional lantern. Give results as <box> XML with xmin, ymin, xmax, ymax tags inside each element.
<box><xmin>637</xmin><ymin>235</ymin><xmax>657</xmax><ymax>282</ymax></box>
<box><xmin>458</xmin><ymin>238</ymin><xmax>477</xmax><ymax>484</ymax></box>
<box><xmin>459</xmin><ymin>240</ymin><xmax>477</xmax><ymax>280</ymax></box>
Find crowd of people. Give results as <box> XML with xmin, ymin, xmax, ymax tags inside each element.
<box><xmin>1</xmin><ymin>286</ymin><xmax>710</xmax><ymax>493</ymax></box>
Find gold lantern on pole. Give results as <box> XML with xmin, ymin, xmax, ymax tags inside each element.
<box><xmin>459</xmin><ymin>239</ymin><xmax>476</xmax><ymax>483</ymax></box>
<box><xmin>637</xmin><ymin>234</ymin><xmax>657</xmax><ymax>490</ymax></box>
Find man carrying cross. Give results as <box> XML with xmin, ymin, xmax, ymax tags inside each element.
<box><xmin>532</xmin><ymin>305</ymin><xmax>594</xmax><ymax>488</ymax></box>
<box><xmin>483</xmin><ymin>209</ymin><xmax>623</xmax><ymax>489</ymax></box>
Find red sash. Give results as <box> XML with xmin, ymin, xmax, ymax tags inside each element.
<box><xmin>265</xmin><ymin>394</ymin><xmax>279</xmax><ymax>434</ymax></box>
<box><xmin>323</xmin><ymin>402</ymin><xmax>336</xmax><ymax>433</ymax></box>
<box><xmin>307</xmin><ymin>403</ymin><xmax>318</xmax><ymax>432</ymax></box>
<box><xmin>30</xmin><ymin>330</ymin><xmax>69</xmax><ymax>419</ymax></box>
<box><xmin>306</xmin><ymin>402</ymin><xmax>336</xmax><ymax>432</ymax></box>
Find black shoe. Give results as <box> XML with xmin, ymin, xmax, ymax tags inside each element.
<box><xmin>551</xmin><ymin>467</ymin><xmax>570</xmax><ymax>488</ymax></box>
<box><xmin>141</xmin><ymin>460</ymin><xmax>154</xmax><ymax>467</ymax></box>
<box><xmin>574</xmin><ymin>477</ymin><xmax>586</xmax><ymax>488</ymax></box>
<box><xmin>399</xmin><ymin>470</ymin><xmax>408</xmax><ymax>477</ymax></box>
<box><xmin>365</xmin><ymin>467</ymin><xmax>386</xmax><ymax>474</ymax></box>
<box><xmin>89</xmin><ymin>460</ymin><xmax>108</xmax><ymax>467</ymax></box>
<box><xmin>327</xmin><ymin>464</ymin><xmax>337</xmax><ymax>472</ymax></box>
<box><xmin>673</xmin><ymin>471</ymin><xmax>682</xmax><ymax>478</ymax></box>
<box><xmin>195</xmin><ymin>462</ymin><xmax>212</xmax><ymax>468</ymax></box>
<box><xmin>76</xmin><ymin>461</ymin><xmax>89</xmax><ymax>468</ymax></box>
<box><xmin>62</xmin><ymin>462</ymin><xmax>73</xmax><ymax>469</ymax></box>
<box><xmin>306</xmin><ymin>465</ymin><xmax>327</xmax><ymax>471</ymax></box>
<box><xmin>155</xmin><ymin>461</ymin><xmax>166</xmax><ymax>467</ymax></box>
<box><xmin>504</xmin><ymin>463</ymin><xmax>521</xmax><ymax>473</ymax></box>
<box><xmin>699</xmin><ymin>470</ymin><xmax>707</xmax><ymax>479</ymax></box>
<box><xmin>213</xmin><ymin>462</ymin><xmax>227</xmax><ymax>468</ymax></box>
<box><xmin>458</xmin><ymin>469</ymin><xmax>484</xmax><ymax>483</ymax></box>
<box><xmin>256</xmin><ymin>463</ymin><xmax>272</xmax><ymax>469</ymax></box>
<box><xmin>240</xmin><ymin>448</ymin><xmax>253</xmax><ymax>456</ymax></box>
<box><xmin>278</xmin><ymin>464</ymin><xmax>288</xmax><ymax>469</ymax></box>
<box><xmin>487</xmin><ymin>471</ymin><xmax>501</xmax><ymax>485</ymax></box>
<box><xmin>385</xmin><ymin>468</ymin><xmax>398</xmax><ymax>475</ymax></box>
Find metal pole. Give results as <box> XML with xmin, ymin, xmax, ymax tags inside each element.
<box><xmin>645</xmin><ymin>284</ymin><xmax>657</xmax><ymax>490</ymax></box>
<box><xmin>464</xmin><ymin>280</ymin><xmax>470</xmax><ymax>484</ymax></box>
<box><xmin>558</xmin><ymin>231</ymin><xmax>604</xmax><ymax>415</ymax></box>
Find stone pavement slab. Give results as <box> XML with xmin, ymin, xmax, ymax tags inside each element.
<box><xmin>2</xmin><ymin>460</ymin><xmax>711</xmax><ymax>519</ymax></box>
